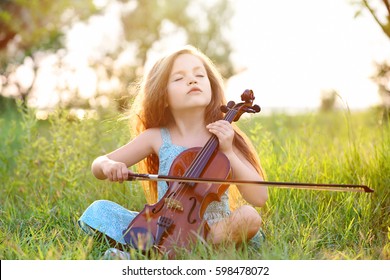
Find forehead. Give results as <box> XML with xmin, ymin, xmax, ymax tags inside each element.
<box><xmin>171</xmin><ymin>53</ymin><xmax>205</xmax><ymax>72</ymax></box>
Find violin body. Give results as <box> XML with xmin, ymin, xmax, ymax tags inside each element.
<box><xmin>123</xmin><ymin>147</ymin><xmax>231</xmax><ymax>257</ymax></box>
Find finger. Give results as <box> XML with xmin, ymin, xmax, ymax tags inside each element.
<box><xmin>209</xmin><ymin>126</ymin><xmax>233</xmax><ymax>139</ymax></box>
<box><xmin>207</xmin><ymin>126</ymin><xmax>222</xmax><ymax>137</ymax></box>
<box><xmin>118</xmin><ymin>166</ymin><xmax>129</xmax><ymax>183</ymax></box>
<box><xmin>209</xmin><ymin>128</ymin><xmax>228</xmax><ymax>143</ymax></box>
<box><xmin>208</xmin><ymin>121</ymin><xmax>232</xmax><ymax>132</ymax></box>
<box><xmin>111</xmin><ymin>170</ymin><xmax>118</xmax><ymax>182</ymax></box>
<box><xmin>122</xmin><ymin>167</ymin><xmax>130</xmax><ymax>181</ymax></box>
<box><xmin>117</xmin><ymin>169</ymin><xmax>123</xmax><ymax>183</ymax></box>
<box><xmin>118</xmin><ymin>164</ymin><xmax>130</xmax><ymax>183</ymax></box>
<box><xmin>219</xmin><ymin>121</ymin><xmax>233</xmax><ymax>133</ymax></box>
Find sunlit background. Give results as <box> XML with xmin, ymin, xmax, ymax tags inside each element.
<box><xmin>227</xmin><ymin>0</ymin><xmax>390</xmax><ymax>112</ymax></box>
<box><xmin>1</xmin><ymin>0</ymin><xmax>389</xmax><ymax>117</ymax></box>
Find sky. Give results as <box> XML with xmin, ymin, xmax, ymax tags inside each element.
<box><xmin>225</xmin><ymin>0</ymin><xmax>390</xmax><ymax>111</ymax></box>
<box><xmin>13</xmin><ymin>0</ymin><xmax>390</xmax><ymax>111</ymax></box>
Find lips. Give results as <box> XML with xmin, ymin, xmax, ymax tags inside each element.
<box><xmin>187</xmin><ymin>87</ymin><xmax>202</xmax><ymax>94</ymax></box>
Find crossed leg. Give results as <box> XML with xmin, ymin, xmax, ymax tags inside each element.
<box><xmin>207</xmin><ymin>205</ymin><xmax>262</xmax><ymax>245</ymax></box>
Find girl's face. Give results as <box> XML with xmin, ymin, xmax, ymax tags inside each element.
<box><xmin>166</xmin><ymin>54</ymin><xmax>212</xmax><ymax>112</ymax></box>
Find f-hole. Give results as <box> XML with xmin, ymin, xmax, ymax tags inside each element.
<box><xmin>187</xmin><ymin>197</ymin><xmax>197</xmax><ymax>224</ymax></box>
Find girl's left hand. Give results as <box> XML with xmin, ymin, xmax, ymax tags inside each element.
<box><xmin>206</xmin><ymin>120</ymin><xmax>234</xmax><ymax>154</ymax></box>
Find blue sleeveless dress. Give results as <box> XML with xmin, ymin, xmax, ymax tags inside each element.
<box><xmin>78</xmin><ymin>128</ymin><xmax>263</xmax><ymax>247</ymax></box>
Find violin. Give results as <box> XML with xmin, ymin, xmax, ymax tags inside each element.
<box><xmin>122</xmin><ymin>89</ymin><xmax>261</xmax><ymax>258</ymax></box>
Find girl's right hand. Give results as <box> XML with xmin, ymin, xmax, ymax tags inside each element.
<box><xmin>100</xmin><ymin>158</ymin><xmax>130</xmax><ymax>183</ymax></box>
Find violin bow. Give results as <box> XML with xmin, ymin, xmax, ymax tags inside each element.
<box><xmin>126</xmin><ymin>91</ymin><xmax>373</xmax><ymax>194</ymax></box>
<box><xmin>128</xmin><ymin>173</ymin><xmax>374</xmax><ymax>193</ymax></box>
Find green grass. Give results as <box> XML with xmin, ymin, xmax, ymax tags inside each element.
<box><xmin>0</xmin><ymin>104</ymin><xmax>389</xmax><ymax>260</ymax></box>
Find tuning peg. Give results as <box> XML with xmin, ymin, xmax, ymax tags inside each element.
<box><xmin>220</xmin><ymin>105</ymin><xmax>229</xmax><ymax>113</ymax></box>
<box><xmin>227</xmin><ymin>101</ymin><xmax>235</xmax><ymax>108</ymax></box>
<box><xmin>221</xmin><ymin>101</ymin><xmax>236</xmax><ymax>113</ymax></box>
<box><xmin>243</xmin><ymin>105</ymin><xmax>261</xmax><ymax>114</ymax></box>
<box><xmin>253</xmin><ymin>105</ymin><xmax>261</xmax><ymax>112</ymax></box>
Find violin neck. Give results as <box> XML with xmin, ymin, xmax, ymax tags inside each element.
<box><xmin>184</xmin><ymin>108</ymin><xmax>238</xmax><ymax>178</ymax></box>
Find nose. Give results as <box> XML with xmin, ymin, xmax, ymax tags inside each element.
<box><xmin>187</xmin><ymin>76</ymin><xmax>197</xmax><ymax>86</ymax></box>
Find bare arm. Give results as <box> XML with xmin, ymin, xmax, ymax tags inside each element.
<box><xmin>91</xmin><ymin>128</ymin><xmax>161</xmax><ymax>182</ymax></box>
<box><xmin>225</xmin><ymin>148</ymin><xmax>268</xmax><ymax>207</ymax></box>
<box><xmin>207</xmin><ymin>120</ymin><xmax>268</xmax><ymax>207</ymax></box>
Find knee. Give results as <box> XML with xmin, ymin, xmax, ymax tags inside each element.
<box><xmin>238</xmin><ymin>205</ymin><xmax>262</xmax><ymax>236</ymax></box>
<box><xmin>90</xmin><ymin>199</ymin><xmax>111</xmax><ymax>206</ymax></box>
<box><xmin>82</xmin><ymin>199</ymin><xmax>117</xmax><ymax>218</ymax></box>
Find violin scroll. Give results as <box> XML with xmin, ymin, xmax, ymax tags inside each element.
<box><xmin>240</xmin><ymin>89</ymin><xmax>261</xmax><ymax>113</ymax></box>
<box><xmin>221</xmin><ymin>89</ymin><xmax>261</xmax><ymax>122</ymax></box>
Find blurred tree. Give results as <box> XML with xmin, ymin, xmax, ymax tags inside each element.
<box><xmin>371</xmin><ymin>61</ymin><xmax>390</xmax><ymax>121</ymax></box>
<box><xmin>103</xmin><ymin>0</ymin><xmax>234</xmax><ymax>111</ymax></box>
<box><xmin>120</xmin><ymin>0</ymin><xmax>233</xmax><ymax>76</ymax></box>
<box><xmin>320</xmin><ymin>89</ymin><xmax>338</xmax><ymax>112</ymax></box>
<box><xmin>0</xmin><ymin>0</ymin><xmax>234</xmax><ymax>111</ymax></box>
<box><xmin>0</xmin><ymin>0</ymin><xmax>99</xmax><ymax>106</ymax></box>
<box><xmin>0</xmin><ymin>0</ymin><xmax>97</xmax><ymax>56</ymax></box>
<box><xmin>351</xmin><ymin>0</ymin><xmax>390</xmax><ymax>38</ymax></box>
<box><xmin>350</xmin><ymin>0</ymin><xmax>390</xmax><ymax>121</ymax></box>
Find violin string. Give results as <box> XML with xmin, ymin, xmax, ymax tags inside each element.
<box><xmin>161</xmin><ymin>136</ymin><xmax>219</xmax><ymax>221</ymax></box>
<box><xmin>162</xmin><ymin>108</ymin><xmax>237</xmax><ymax>221</ymax></box>
<box><xmin>183</xmin><ymin>108</ymin><xmax>236</xmax><ymax>178</ymax></box>
<box><xmin>157</xmin><ymin>106</ymin><xmax>238</xmax><ymax>226</ymax></box>
<box><xmin>191</xmin><ymin>107</ymin><xmax>238</xmax><ymax>176</ymax></box>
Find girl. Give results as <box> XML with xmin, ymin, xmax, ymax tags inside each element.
<box><xmin>78</xmin><ymin>45</ymin><xmax>268</xmax><ymax>259</ymax></box>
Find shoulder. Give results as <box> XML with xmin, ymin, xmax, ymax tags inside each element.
<box><xmin>139</xmin><ymin>128</ymin><xmax>163</xmax><ymax>154</ymax></box>
<box><xmin>141</xmin><ymin>127</ymin><xmax>161</xmax><ymax>137</ymax></box>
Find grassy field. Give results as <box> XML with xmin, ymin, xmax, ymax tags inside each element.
<box><xmin>0</xmin><ymin>103</ymin><xmax>389</xmax><ymax>260</ymax></box>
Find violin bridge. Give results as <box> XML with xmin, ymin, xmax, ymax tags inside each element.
<box><xmin>164</xmin><ymin>198</ymin><xmax>184</xmax><ymax>211</ymax></box>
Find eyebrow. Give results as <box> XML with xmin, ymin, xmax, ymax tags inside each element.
<box><xmin>170</xmin><ymin>66</ymin><xmax>205</xmax><ymax>76</ymax></box>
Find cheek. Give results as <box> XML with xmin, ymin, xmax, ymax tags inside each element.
<box><xmin>167</xmin><ymin>82</ymin><xmax>181</xmax><ymax>95</ymax></box>
<box><xmin>166</xmin><ymin>85</ymin><xmax>179</xmax><ymax>107</ymax></box>
<box><xmin>203</xmin><ymin>78</ymin><xmax>212</xmax><ymax>91</ymax></box>
<box><xmin>204</xmin><ymin>83</ymin><xmax>212</xmax><ymax>101</ymax></box>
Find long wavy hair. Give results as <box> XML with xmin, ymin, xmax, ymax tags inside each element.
<box><xmin>129</xmin><ymin>45</ymin><xmax>265</xmax><ymax>209</ymax></box>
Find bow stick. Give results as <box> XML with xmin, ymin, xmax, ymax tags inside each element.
<box><xmin>128</xmin><ymin>173</ymin><xmax>374</xmax><ymax>193</ymax></box>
